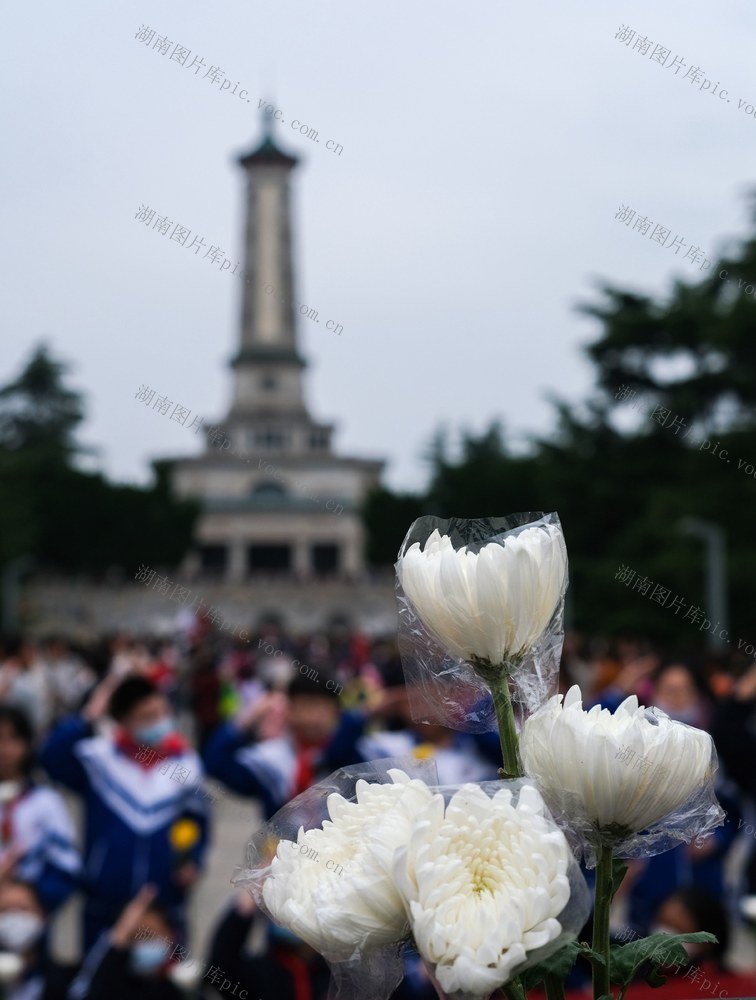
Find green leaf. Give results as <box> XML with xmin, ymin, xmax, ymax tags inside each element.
<box><xmin>644</xmin><ymin>966</ymin><xmax>668</xmax><ymax>988</ymax></box>
<box><xmin>520</xmin><ymin>940</ymin><xmax>580</xmax><ymax>989</ymax></box>
<box><xmin>578</xmin><ymin>941</ymin><xmax>606</xmax><ymax>970</ymax></box>
<box><xmin>610</xmin><ymin>932</ymin><xmax>716</xmax><ymax>988</ymax></box>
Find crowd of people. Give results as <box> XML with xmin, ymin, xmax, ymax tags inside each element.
<box><xmin>0</xmin><ymin>620</ymin><xmax>755</xmax><ymax>999</ymax></box>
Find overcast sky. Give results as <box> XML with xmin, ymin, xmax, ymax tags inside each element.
<box><xmin>4</xmin><ymin>2</ymin><xmax>756</xmax><ymax>493</ymax></box>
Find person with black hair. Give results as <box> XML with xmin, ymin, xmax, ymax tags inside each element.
<box><xmin>651</xmin><ymin>886</ymin><xmax>730</xmax><ymax>965</ymax></box>
<box><xmin>0</xmin><ymin>705</ymin><xmax>80</xmax><ymax>914</ymax></box>
<box><xmin>0</xmin><ymin>879</ymin><xmax>76</xmax><ymax>1000</ymax></box>
<box><xmin>69</xmin><ymin>886</ymin><xmax>191</xmax><ymax>1000</ymax></box>
<box><xmin>0</xmin><ymin>635</ymin><xmax>52</xmax><ymax>735</ymax></box>
<box><xmin>40</xmin><ymin>637</ymin><xmax>96</xmax><ymax>723</ymax></box>
<box><xmin>39</xmin><ymin>674</ymin><xmax>211</xmax><ymax>952</ymax></box>
<box><xmin>712</xmin><ymin>661</ymin><xmax>756</xmax><ymax>910</ymax></box>
<box><xmin>650</xmin><ymin>661</ymin><xmax>712</xmax><ymax>730</ymax></box>
<box><xmin>204</xmin><ymin>667</ymin><xmax>500</xmax><ymax>816</ymax></box>
<box><xmin>206</xmin><ymin>666</ymin><xmax>396</xmax><ymax>812</ymax></box>
<box><xmin>202</xmin><ymin>673</ymin><xmax>354</xmax><ymax>819</ymax></box>
<box><xmin>186</xmin><ymin>643</ymin><xmax>222</xmax><ymax>755</ymax></box>
<box><xmin>200</xmin><ymin>891</ymin><xmax>327</xmax><ymax>1000</ymax></box>
<box><xmin>616</xmin><ymin>660</ymin><xmax>741</xmax><ymax>936</ymax></box>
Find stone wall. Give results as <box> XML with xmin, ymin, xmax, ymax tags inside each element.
<box><xmin>23</xmin><ymin>574</ymin><xmax>398</xmax><ymax>640</ymax></box>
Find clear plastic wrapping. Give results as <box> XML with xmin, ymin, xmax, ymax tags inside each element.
<box><xmin>519</xmin><ymin>685</ymin><xmax>726</xmax><ymax>866</ymax></box>
<box><xmin>395</xmin><ymin>513</ymin><xmax>568</xmax><ymax>733</ymax></box>
<box><xmin>233</xmin><ymin>762</ymin><xmax>591</xmax><ymax>1000</ymax></box>
<box><xmin>233</xmin><ymin>757</ymin><xmax>439</xmax><ymax>1000</ymax></box>
<box><xmin>393</xmin><ymin>778</ymin><xmax>591</xmax><ymax>1000</ymax></box>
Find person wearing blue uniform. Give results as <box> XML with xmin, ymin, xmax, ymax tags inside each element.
<box><xmin>0</xmin><ymin>879</ymin><xmax>77</xmax><ymax>1000</ymax></box>
<box><xmin>40</xmin><ymin>675</ymin><xmax>210</xmax><ymax>951</ymax></box>
<box><xmin>203</xmin><ymin>675</ymin><xmax>365</xmax><ymax>818</ymax></box>
<box><xmin>0</xmin><ymin>705</ymin><xmax>80</xmax><ymax>915</ymax></box>
<box><xmin>69</xmin><ymin>886</ymin><xmax>191</xmax><ymax>1000</ymax></box>
<box><xmin>204</xmin><ymin>675</ymin><xmax>503</xmax><ymax>815</ymax></box>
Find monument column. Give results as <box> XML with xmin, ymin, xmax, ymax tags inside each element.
<box><xmin>230</xmin><ymin>116</ymin><xmax>307</xmax><ymax>418</ymax></box>
<box><xmin>342</xmin><ymin>534</ymin><xmax>362</xmax><ymax>579</ymax></box>
<box><xmin>227</xmin><ymin>538</ymin><xmax>247</xmax><ymax>583</ymax></box>
<box><xmin>293</xmin><ymin>538</ymin><xmax>311</xmax><ymax>581</ymax></box>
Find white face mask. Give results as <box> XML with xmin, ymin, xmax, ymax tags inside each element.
<box><xmin>0</xmin><ymin>782</ymin><xmax>23</xmax><ymax>805</ymax></box>
<box><xmin>0</xmin><ymin>912</ymin><xmax>44</xmax><ymax>953</ymax></box>
<box><xmin>0</xmin><ymin>952</ymin><xmax>23</xmax><ymax>982</ymax></box>
<box><xmin>134</xmin><ymin>717</ymin><xmax>174</xmax><ymax>747</ymax></box>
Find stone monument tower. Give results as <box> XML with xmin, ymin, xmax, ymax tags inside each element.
<box><xmin>169</xmin><ymin>119</ymin><xmax>383</xmax><ymax>581</ymax></box>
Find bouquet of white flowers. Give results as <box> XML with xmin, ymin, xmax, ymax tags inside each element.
<box><xmin>234</xmin><ymin>512</ymin><xmax>724</xmax><ymax>1000</ymax></box>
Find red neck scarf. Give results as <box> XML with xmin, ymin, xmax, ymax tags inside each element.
<box><xmin>276</xmin><ymin>950</ymin><xmax>312</xmax><ymax>1000</ymax></box>
<box><xmin>292</xmin><ymin>737</ymin><xmax>330</xmax><ymax>796</ymax></box>
<box><xmin>114</xmin><ymin>730</ymin><xmax>188</xmax><ymax>769</ymax></box>
<box><xmin>0</xmin><ymin>782</ymin><xmax>30</xmax><ymax>847</ymax></box>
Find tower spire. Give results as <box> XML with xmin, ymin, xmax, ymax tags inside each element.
<box><xmin>261</xmin><ymin>106</ymin><xmax>274</xmax><ymax>141</ymax></box>
<box><xmin>229</xmin><ymin>117</ymin><xmax>304</xmax><ymax>417</ymax></box>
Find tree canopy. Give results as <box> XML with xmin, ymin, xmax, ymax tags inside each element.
<box><xmin>363</xmin><ymin>201</ymin><xmax>756</xmax><ymax>646</ymax></box>
<box><xmin>0</xmin><ymin>344</ymin><xmax>84</xmax><ymax>457</ymax></box>
<box><xmin>0</xmin><ymin>345</ymin><xmax>198</xmax><ymax>576</ymax></box>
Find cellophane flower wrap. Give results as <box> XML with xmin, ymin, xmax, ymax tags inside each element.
<box><xmin>519</xmin><ymin>685</ymin><xmax>726</xmax><ymax>865</ymax></box>
<box><xmin>233</xmin><ymin>761</ymin><xmax>590</xmax><ymax>1000</ymax></box>
<box><xmin>393</xmin><ymin>778</ymin><xmax>591</xmax><ymax>1000</ymax></box>
<box><xmin>231</xmin><ymin>506</ymin><xmax>729</xmax><ymax>1000</ymax></box>
<box><xmin>395</xmin><ymin>513</ymin><xmax>568</xmax><ymax>733</ymax></box>
<box><xmin>233</xmin><ymin>758</ymin><xmax>440</xmax><ymax>1000</ymax></box>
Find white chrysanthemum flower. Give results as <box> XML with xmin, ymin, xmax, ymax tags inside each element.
<box><xmin>262</xmin><ymin>769</ymin><xmax>434</xmax><ymax>959</ymax></box>
<box><xmin>396</xmin><ymin>524</ymin><xmax>567</xmax><ymax>665</ymax></box>
<box><xmin>393</xmin><ymin>783</ymin><xmax>572</xmax><ymax>997</ymax></box>
<box><xmin>520</xmin><ymin>685</ymin><xmax>717</xmax><ymax>841</ymax></box>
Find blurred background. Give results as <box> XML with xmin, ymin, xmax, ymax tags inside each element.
<box><xmin>2</xmin><ymin>1</ymin><xmax>756</xmax><ymax>997</ymax></box>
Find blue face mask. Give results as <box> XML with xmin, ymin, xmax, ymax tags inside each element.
<box><xmin>134</xmin><ymin>717</ymin><xmax>174</xmax><ymax>746</ymax></box>
<box><xmin>130</xmin><ymin>940</ymin><xmax>170</xmax><ymax>976</ymax></box>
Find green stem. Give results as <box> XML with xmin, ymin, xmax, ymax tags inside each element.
<box><xmin>544</xmin><ymin>971</ymin><xmax>565</xmax><ymax>1000</ymax></box>
<box><xmin>592</xmin><ymin>842</ymin><xmax>614</xmax><ymax>1000</ymax></box>
<box><xmin>487</xmin><ymin>669</ymin><xmax>522</xmax><ymax>779</ymax></box>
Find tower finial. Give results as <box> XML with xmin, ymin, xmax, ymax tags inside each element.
<box><xmin>261</xmin><ymin>104</ymin><xmax>275</xmax><ymax>141</ymax></box>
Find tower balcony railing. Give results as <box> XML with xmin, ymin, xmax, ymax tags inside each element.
<box><xmin>203</xmin><ymin>495</ymin><xmax>353</xmax><ymax>514</ymax></box>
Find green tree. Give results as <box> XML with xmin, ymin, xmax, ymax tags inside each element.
<box><xmin>0</xmin><ymin>343</ymin><xmax>84</xmax><ymax>457</ymax></box>
<box><xmin>425</xmin><ymin>422</ymin><xmax>542</xmax><ymax>517</ymax></box>
<box><xmin>362</xmin><ymin>486</ymin><xmax>424</xmax><ymax>566</ymax></box>
<box><xmin>365</xmin><ymin>201</ymin><xmax>756</xmax><ymax>646</ymax></box>
<box><xmin>570</xmin><ymin>207</ymin><xmax>756</xmax><ymax>640</ymax></box>
<box><xmin>0</xmin><ymin>345</ymin><xmax>198</xmax><ymax>578</ymax></box>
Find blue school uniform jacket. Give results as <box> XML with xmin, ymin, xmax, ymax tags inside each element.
<box><xmin>1</xmin><ymin>782</ymin><xmax>81</xmax><ymax>912</ymax></box>
<box><xmin>40</xmin><ymin>717</ymin><xmax>210</xmax><ymax>909</ymax></box>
